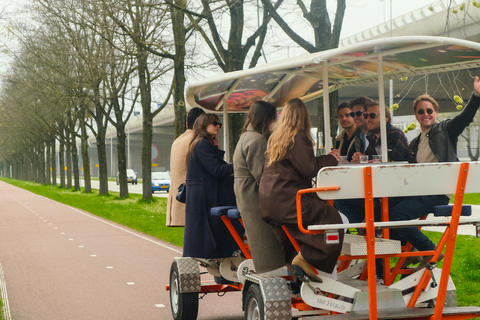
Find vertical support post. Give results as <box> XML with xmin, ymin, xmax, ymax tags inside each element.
<box><xmin>363</xmin><ymin>166</ymin><xmax>378</xmax><ymax>320</ymax></box>
<box><xmin>322</xmin><ymin>61</ymin><xmax>332</xmax><ymax>151</ymax></box>
<box><xmin>377</xmin><ymin>55</ymin><xmax>388</xmax><ymax>162</ymax></box>
<box><xmin>431</xmin><ymin>162</ymin><xmax>469</xmax><ymax>319</ymax></box>
<box><xmin>223</xmin><ymin>96</ymin><xmax>229</xmax><ymax>162</ymax></box>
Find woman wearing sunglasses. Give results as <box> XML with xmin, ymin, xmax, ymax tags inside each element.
<box><xmin>183</xmin><ymin>113</ymin><xmax>240</xmax><ymax>263</ymax></box>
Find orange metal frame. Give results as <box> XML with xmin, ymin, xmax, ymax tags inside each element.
<box><xmin>294</xmin><ymin>162</ymin><xmax>477</xmax><ymax>320</ymax></box>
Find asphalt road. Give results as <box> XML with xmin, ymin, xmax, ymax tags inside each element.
<box><xmin>0</xmin><ymin>181</ymin><xmax>243</xmax><ymax>319</ymax></box>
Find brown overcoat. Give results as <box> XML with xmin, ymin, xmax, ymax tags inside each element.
<box><xmin>259</xmin><ymin>130</ymin><xmax>344</xmax><ymax>273</ymax></box>
<box><xmin>166</xmin><ymin>129</ymin><xmax>193</xmax><ymax>227</ymax></box>
<box><xmin>233</xmin><ymin>126</ymin><xmax>285</xmax><ymax>273</ymax></box>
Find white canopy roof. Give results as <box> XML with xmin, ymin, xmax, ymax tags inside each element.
<box><xmin>186</xmin><ymin>36</ymin><xmax>480</xmax><ymax>158</ymax></box>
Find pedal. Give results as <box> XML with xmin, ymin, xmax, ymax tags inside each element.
<box><xmin>426</xmin><ymin>262</ymin><xmax>438</xmax><ymax>288</ymax></box>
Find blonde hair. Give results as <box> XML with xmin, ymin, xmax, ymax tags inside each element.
<box><xmin>266</xmin><ymin>98</ymin><xmax>313</xmax><ymax>166</ymax></box>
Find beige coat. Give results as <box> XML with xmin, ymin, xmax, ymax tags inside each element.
<box><xmin>166</xmin><ymin>129</ymin><xmax>193</xmax><ymax>227</ymax></box>
<box><xmin>233</xmin><ymin>127</ymin><xmax>285</xmax><ymax>273</ymax></box>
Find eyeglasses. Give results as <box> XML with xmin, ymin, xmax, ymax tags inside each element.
<box><xmin>212</xmin><ymin>120</ymin><xmax>222</xmax><ymax>128</ymax></box>
<box><xmin>417</xmin><ymin>108</ymin><xmax>434</xmax><ymax>115</ymax></box>
<box><xmin>363</xmin><ymin>113</ymin><xmax>380</xmax><ymax>119</ymax></box>
<box><xmin>350</xmin><ymin>111</ymin><xmax>364</xmax><ymax>118</ymax></box>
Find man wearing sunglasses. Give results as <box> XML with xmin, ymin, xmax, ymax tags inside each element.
<box><xmin>360</xmin><ymin>101</ymin><xmax>409</xmax><ymax>162</ymax></box>
<box><xmin>334</xmin><ymin>102</ymin><xmax>363</xmax><ymax>161</ymax></box>
<box><xmin>388</xmin><ymin>76</ymin><xmax>480</xmax><ymax>272</ymax></box>
<box><xmin>350</xmin><ymin>96</ymin><xmax>373</xmax><ymax>153</ymax></box>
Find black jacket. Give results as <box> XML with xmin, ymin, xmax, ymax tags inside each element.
<box><xmin>409</xmin><ymin>93</ymin><xmax>480</xmax><ymax>163</ymax></box>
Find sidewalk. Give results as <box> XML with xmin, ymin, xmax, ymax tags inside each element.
<box><xmin>422</xmin><ymin>204</ymin><xmax>480</xmax><ymax>236</ymax></box>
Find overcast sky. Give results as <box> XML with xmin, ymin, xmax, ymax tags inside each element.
<box><xmin>0</xmin><ymin>0</ymin><xmax>452</xmax><ymax>76</ymax></box>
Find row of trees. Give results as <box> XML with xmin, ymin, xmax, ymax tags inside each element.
<box><xmin>0</xmin><ymin>0</ymin><xmax>346</xmax><ymax>199</ymax></box>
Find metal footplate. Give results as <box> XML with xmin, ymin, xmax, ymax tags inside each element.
<box><xmin>243</xmin><ymin>273</ymin><xmax>292</xmax><ymax>320</ymax></box>
<box><xmin>173</xmin><ymin>257</ymin><xmax>201</xmax><ymax>293</ymax></box>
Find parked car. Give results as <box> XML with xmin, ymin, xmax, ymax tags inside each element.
<box><xmin>152</xmin><ymin>171</ymin><xmax>170</xmax><ymax>193</ymax></box>
<box><xmin>116</xmin><ymin>169</ymin><xmax>138</xmax><ymax>185</ymax></box>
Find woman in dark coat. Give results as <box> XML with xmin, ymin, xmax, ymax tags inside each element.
<box><xmin>259</xmin><ymin>98</ymin><xmax>344</xmax><ymax>283</ymax></box>
<box><xmin>183</xmin><ymin>113</ymin><xmax>239</xmax><ymax>259</ymax></box>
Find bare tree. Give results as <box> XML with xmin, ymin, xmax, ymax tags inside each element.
<box><xmin>182</xmin><ymin>0</ymin><xmax>279</xmax><ymax>155</ymax></box>
<box><xmin>261</xmin><ymin>0</ymin><xmax>346</xmax><ymax>145</ymax></box>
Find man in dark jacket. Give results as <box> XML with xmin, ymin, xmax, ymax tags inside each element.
<box><xmin>391</xmin><ymin>76</ymin><xmax>480</xmax><ymax>271</ymax></box>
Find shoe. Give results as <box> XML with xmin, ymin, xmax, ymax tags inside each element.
<box><xmin>401</xmin><ymin>249</ymin><xmax>423</xmax><ymax>269</ymax></box>
<box><xmin>214</xmin><ymin>276</ymin><xmax>234</xmax><ymax>285</ymax></box>
<box><xmin>292</xmin><ymin>252</ymin><xmax>323</xmax><ymax>283</ymax></box>
<box><xmin>411</xmin><ymin>246</ymin><xmax>445</xmax><ymax>273</ymax></box>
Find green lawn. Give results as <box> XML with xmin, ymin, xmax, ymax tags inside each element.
<box><xmin>0</xmin><ymin>177</ymin><xmax>479</xmax><ymax>315</ymax></box>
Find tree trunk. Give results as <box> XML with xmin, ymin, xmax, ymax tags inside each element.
<box><xmin>65</xmin><ymin>130</ymin><xmax>73</xmax><ymax>189</ymax></box>
<box><xmin>72</xmin><ymin>137</ymin><xmax>80</xmax><ymax>191</ymax></box>
<box><xmin>46</xmin><ymin>140</ymin><xmax>51</xmax><ymax>184</ymax></box>
<box><xmin>171</xmin><ymin>0</ymin><xmax>187</xmax><ymax>139</ymax></box>
<box><xmin>136</xmin><ymin>45</ymin><xmax>153</xmax><ymax>200</ymax></box>
<box><xmin>51</xmin><ymin>137</ymin><xmax>57</xmax><ymax>186</ymax></box>
<box><xmin>80</xmin><ymin>112</ymin><xmax>92</xmax><ymax>193</ymax></box>
<box><xmin>59</xmin><ymin>140</ymin><xmax>65</xmax><ymax>188</ymax></box>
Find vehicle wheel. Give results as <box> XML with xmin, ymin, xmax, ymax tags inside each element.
<box><xmin>244</xmin><ymin>283</ymin><xmax>264</xmax><ymax>320</ymax></box>
<box><xmin>170</xmin><ymin>261</ymin><xmax>199</xmax><ymax>320</ymax></box>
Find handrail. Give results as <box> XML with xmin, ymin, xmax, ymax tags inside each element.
<box><xmin>296</xmin><ymin>186</ymin><xmax>340</xmax><ymax>234</ymax></box>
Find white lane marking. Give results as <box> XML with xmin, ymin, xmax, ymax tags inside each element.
<box><xmin>41</xmin><ymin>196</ymin><xmax>182</xmax><ymax>254</ymax></box>
<box><xmin>60</xmin><ymin>232</ymin><xmax>65</xmax><ymax>235</ymax></box>
<box><xmin>68</xmin><ymin>239</ymin><xmax>74</xmax><ymax>241</ymax></box>
<box><xmin>126</xmin><ymin>282</ymin><xmax>135</xmax><ymax>285</ymax></box>
<box><xmin>155</xmin><ymin>304</ymin><xmax>165</xmax><ymax>308</ymax></box>
<box><xmin>78</xmin><ymin>246</ymin><xmax>84</xmax><ymax>248</ymax></box>
<box><xmin>0</xmin><ymin>262</ymin><xmax>12</xmax><ymax>320</ymax></box>
<box><xmin>106</xmin><ymin>266</ymin><xmax>113</xmax><ymax>269</ymax></box>
<box><xmin>90</xmin><ymin>255</ymin><xmax>97</xmax><ymax>257</ymax></box>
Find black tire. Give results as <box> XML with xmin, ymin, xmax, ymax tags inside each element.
<box><xmin>169</xmin><ymin>261</ymin><xmax>199</xmax><ymax>320</ymax></box>
<box><xmin>244</xmin><ymin>283</ymin><xmax>264</xmax><ymax>320</ymax></box>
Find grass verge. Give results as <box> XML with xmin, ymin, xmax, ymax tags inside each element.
<box><xmin>1</xmin><ymin>178</ymin><xmax>479</xmax><ymax>312</ymax></box>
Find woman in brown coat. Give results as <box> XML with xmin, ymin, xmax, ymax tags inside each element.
<box><xmin>259</xmin><ymin>98</ymin><xmax>344</xmax><ymax>283</ymax></box>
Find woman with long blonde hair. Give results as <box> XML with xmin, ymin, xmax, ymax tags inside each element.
<box><xmin>259</xmin><ymin>98</ymin><xmax>343</xmax><ymax>283</ymax></box>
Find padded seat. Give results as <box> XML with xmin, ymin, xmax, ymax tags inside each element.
<box><xmin>433</xmin><ymin>204</ymin><xmax>471</xmax><ymax>217</ymax></box>
<box><xmin>227</xmin><ymin>207</ymin><xmax>241</xmax><ymax>219</ymax></box>
<box><xmin>210</xmin><ymin>206</ymin><xmax>237</xmax><ymax>216</ymax></box>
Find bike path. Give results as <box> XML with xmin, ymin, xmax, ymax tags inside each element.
<box><xmin>0</xmin><ymin>181</ymin><xmax>242</xmax><ymax>320</ymax></box>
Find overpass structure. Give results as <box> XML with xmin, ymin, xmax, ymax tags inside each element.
<box><xmin>83</xmin><ymin>0</ymin><xmax>480</xmax><ymax>178</ymax></box>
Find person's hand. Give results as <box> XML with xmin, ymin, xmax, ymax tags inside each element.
<box><xmin>329</xmin><ymin>149</ymin><xmax>340</xmax><ymax>161</ymax></box>
<box><xmin>351</xmin><ymin>152</ymin><xmax>362</xmax><ymax>163</ymax></box>
<box><xmin>212</xmin><ymin>136</ymin><xmax>220</xmax><ymax>149</ymax></box>
<box><xmin>473</xmin><ymin>76</ymin><xmax>480</xmax><ymax>97</ymax></box>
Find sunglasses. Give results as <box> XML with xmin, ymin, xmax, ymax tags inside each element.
<box><xmin>349</xmin><ymin>111</ymin><xmax>364</xmax><ymax>117</ymax></box>
<box><xmin>363</xmin><ymin>113</ymin><xmax>380</xmax><ymax>119</ymax></box>
<box><xmin>212</xmin><ymin>120</ymin><xmax>222</xmax><ymax>128</ymax></box>
<box><xmin>417</xmin><ymin>108</ymin><xmax>434</xmax><ymax>115</ymax></box>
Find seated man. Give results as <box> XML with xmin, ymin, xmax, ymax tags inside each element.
<box><xmin>350</xmin><ymin>96</ymin><xmax>374</xmax><ymax>154</ymax></box>
<box><xmin>389</xmin><ymin>76</ymin><xmax>480</xmax><ymax>270</ymax></box>
<box><xmin>360</xmin><ymin>100</ymin><xmax>408</xmax><ymax>162</ymax></box>
<box><xmin>334</xmin><ymin>102</ymin><xmax>364</xmax><ymax>162</ymax></box>
<box><xmin>336</xmin><ymin>100</ymin><xmax>409</xmax><ymax>224</ymax></box>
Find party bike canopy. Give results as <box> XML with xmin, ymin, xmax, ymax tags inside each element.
<box><xmin>186</xmin><ymin>36</ymin><xmax>480</xmax><ymax>113</ymax></box>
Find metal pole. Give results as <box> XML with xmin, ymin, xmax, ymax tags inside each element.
<box><xmin>322</xmin><ymin>61</ymin><xmax>331</xmax><ymax>151</ymax></box>
<box><xmin>223</xmin><ymin>96</ymin><xmax>229</xmax><ymax>162</ymax></box>
<box><xmin>378</xmin><ymin>56</ymin><xmax>388</xmax><ymax>162</ymax></box>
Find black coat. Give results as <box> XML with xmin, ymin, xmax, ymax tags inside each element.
<box><xmin>183</xmin><ymin>138</ymin><xmax>240</xmax><ymax>258</ymax></box>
